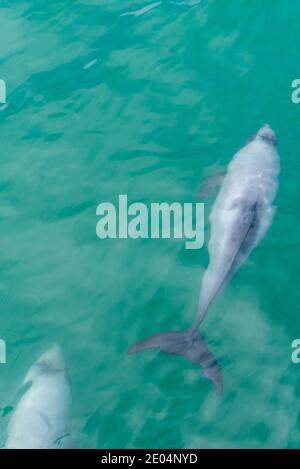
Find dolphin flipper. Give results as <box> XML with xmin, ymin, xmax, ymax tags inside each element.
<box><xmin>54</xmin><ymin>432</ymin><xmax>76</xmax><ymax>449</ymax></box>
<box><xmin>128</xmin><ymin>329</ymin><xmax>222</xmax><ymax>395</ymax></box>
<box><xmin>198</xmin><ymin>171</ymin><xmax>226</xmax><ymax>198</ymax></box>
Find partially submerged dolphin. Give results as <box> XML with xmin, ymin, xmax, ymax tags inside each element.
<box><xmin>5</xmin><ymin>345</ymin><xmax>72</xmax><ymax>449</ymax></box>
<box><xmin>129</xmin><ymin>124</ymin><xmax>280</xmax><ymax>394</ymax></box>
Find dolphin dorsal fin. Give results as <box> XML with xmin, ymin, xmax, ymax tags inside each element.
<box><xmin>198</xmin><ymin>171</ymin><xmax>226</xmax><ymax>198</ymax></box>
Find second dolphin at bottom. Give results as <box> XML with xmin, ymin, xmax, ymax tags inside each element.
<box><xmin>5</xmin><ymin>345</ymin><xmax>73</xmax><ymax>449</ymax></box>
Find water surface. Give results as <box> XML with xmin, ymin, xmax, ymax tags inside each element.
<box><xmin>0</xmin><ymin>0</ymin><xmax>300</xmax><ymax>449</ymax></box>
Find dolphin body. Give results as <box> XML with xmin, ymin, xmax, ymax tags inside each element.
<box><xmin>5</xmin><ymin>345</ymin><xmax>72</xmax><ymax>449</ymax></box>
<box><xmin>129</xmin><ymin>124</ymin><xmax>280</xmax><ymax>394</ymax></box>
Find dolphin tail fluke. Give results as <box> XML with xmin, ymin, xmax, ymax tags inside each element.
<box><xmin>128</xmin><ymin>328</ymin><xmax>223</xmax><ymax>395</ymax></box>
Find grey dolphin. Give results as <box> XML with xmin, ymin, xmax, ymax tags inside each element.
<box><xmin>129</xmin><ymin>124</ymin><xmax>280</xmax><ymax>394</ymax></box>
<box><xmin>5</xmin><ymin>345</ymin><xmax>72</xmax><ymax>449</ymax></box>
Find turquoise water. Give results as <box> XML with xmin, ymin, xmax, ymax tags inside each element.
<box><xmin>1</xmin><ymin>0</ymin><xmax>300</xmax><ymax>449</ymax></box>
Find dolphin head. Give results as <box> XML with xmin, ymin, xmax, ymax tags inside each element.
<box><xmin>23</xmin><ymin>344</ymin><xmax>66</xmax><ymax>384</ymax></box>
<box><xmin>256</xmin><ymin>124</ymin><xmax>277</xmax><ymax>145</ymax></box>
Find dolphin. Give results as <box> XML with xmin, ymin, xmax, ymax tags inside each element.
<box><xmin>5</xmin><ymin>345</ymin><xmax>72</xmax><ymax>449</ymax></box>
<box><xmin>129</xmin><ymin>124</ymin><xmax>280</xmax><ymax>394</ymax></box>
